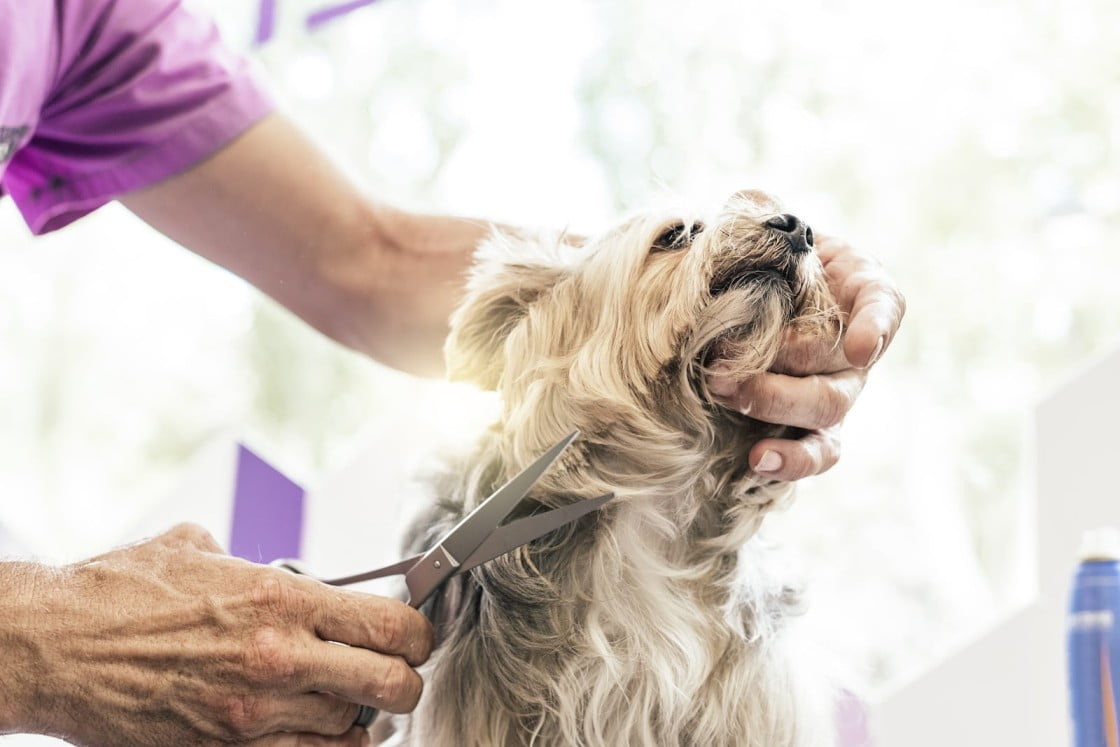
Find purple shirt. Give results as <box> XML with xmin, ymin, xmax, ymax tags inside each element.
<box><xmin>0</xmin><ymin>0</ymin><xmax>273</xmax><ymax>234</ymax></box>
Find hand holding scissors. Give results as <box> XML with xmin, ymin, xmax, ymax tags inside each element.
<box><xmin>273</xmin><ymin>430</ymin><xmax>614</xmax><ymax>727</ymax></box>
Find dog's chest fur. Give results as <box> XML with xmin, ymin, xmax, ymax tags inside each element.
<box><xmin>385</xmin><ymin>429</ymin><xmax>835</xmax><ymax>747</ymax></box>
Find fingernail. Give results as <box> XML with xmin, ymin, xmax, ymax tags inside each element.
<box><xmin>866</xmin><ymin>336</ymin><xmax>885</xmax><ymax>368</ymax></box>
<box><xmin>756</xmin><ymin>450</ymin><xmax>783</xmax><ymax>473</ymax></box>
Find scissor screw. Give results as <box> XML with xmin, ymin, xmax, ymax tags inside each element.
<box><xmin>434</xmin><ymin>560</ymin><xmax>442</xmax><ymax>569</ymax></box>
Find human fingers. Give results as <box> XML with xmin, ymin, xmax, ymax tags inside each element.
<box><xmin>816</xmin><ymin>234</ymin><xmax>905</xmax><ymax>368</ymax></box>
<box><xmin>262</xmin><ymin>693</ymin><xmax>360</xmax><ymax>737</ymax></box>
<box><xmin>841</xmin><ymin>271</ymin><xmax>906</xmax><ymax>368</ymax></box>
<box><xmin>209</xmin><ymin>573</ymin><xmax>427</xmax><ymax>712</ymax></box>
<box><xmin>767</xmin><ymin>330</ymin><xmax>848</xmax><ymax>377</ymax></box>
<box><xmin>304</xmin><ymin>640</ymin><xmax>425</xmax><ymax>714</ymax></box>
<box><xmin>721</xmin><ymin>368</ymin><xmax>867</xmax><ymax>430</ymax></box>
<box><xmin>705</xmin><ymin>333</ymin><xmax>846</xmax><ymax>398</ymax></box>
<box><xmin>201</xmin><ymin>685</ymin><xmax>360</xmax><ymax>741</ymax></box>
<box><xmin>748</xmin><ymin>427</ymin><xmax>842</xmax><ymax>481</ymax></box>
<box><xmin>243</xmin><ymin>725</ymin><xmax>371</xmax><ymax>746</ymax></box>
<box><xmin>311</xmin><ymin>591</ymin><xmax>434</xmax><ymax>667</ymax></box>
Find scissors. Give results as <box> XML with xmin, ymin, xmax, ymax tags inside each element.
<box><xmin>271</xmin><ymin>430</ymin><xmax>614</xmax><ymax>727</ymax></box>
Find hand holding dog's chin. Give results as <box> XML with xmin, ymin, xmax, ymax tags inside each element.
<box><xmin>707</xmin><ymin>233</ymin><xmax>905</xmax><ymax>482</ymax></box>
<box><xmin>0</xmin><ymin>524</ymin><xmax>432</xmax><ymax>746</ymax></box>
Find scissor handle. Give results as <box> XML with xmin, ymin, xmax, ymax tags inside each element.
<box><xmin>269</xmin><ymin>558</ymin><xmax>381</xmax><ymax>730</ymax></box>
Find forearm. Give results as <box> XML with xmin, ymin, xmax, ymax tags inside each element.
<box><xmin>323</xmin><ymin>204</ymin><xmax>492</xmax><ymax>375</ymax></box>
<box><xmin>120</xmin><ymin>114</ymin><xmax>488</xmax><ymax>377</ymax></box>
<box><xmin>0</xmin><ymin>561</ymin><xmax>55</xmax><ymax>735</ymax></box>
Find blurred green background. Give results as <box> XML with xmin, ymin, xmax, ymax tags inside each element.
<box><xmin>2</xmin><ymin>0</ymin><xmax>1118</xmax><ymax>697</ymax></box>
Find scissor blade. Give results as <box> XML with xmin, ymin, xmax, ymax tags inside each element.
<box><xmin>438</xmin><ymin>430</ymin><xmax>580</xmax><ymax>564</ymax></box>
<box><xmin>319</xmin><ymin>554</ymin><xmax>422</xmax><ymax>587</ymax></box>
<box><xmin>458</xmin><ymin>492</ymin><xmax>615</xmax><ymax>574</ymax></box>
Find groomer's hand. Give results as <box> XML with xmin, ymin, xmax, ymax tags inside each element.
<box><xmin>707</xmin><ymin>234</ymin><xmax>905</xmax><ymax>481</ymax></box>
<box><xmin>11</xmin><ymin>523</ymin><xmax>433</xmax><ymax>746</ymax></box>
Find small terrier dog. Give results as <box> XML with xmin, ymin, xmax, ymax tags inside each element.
<box><xmin>389</xmin><ymin>190</ymin><xmax>841</xmax><ymax>746</ymax></box>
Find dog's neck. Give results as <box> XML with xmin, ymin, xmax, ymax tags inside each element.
<box><xmin>474</xmin><ymin>408</ymin><xmax>794</xmax><ymax>575</ymax></box>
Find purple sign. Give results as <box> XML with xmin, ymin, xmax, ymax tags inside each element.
<box><xmin>229</xmin><ymin>444</ymin><xmax>305</xmax><ymax>563</ymax></box>
<box><xmin>253</xmin><ymin>0</ymin><xmax>278</xmax><ymax>45</ymax></box>
<box><xmin>306</xmin><ymin>0</ymin><xmax>380</xmax><ymax>29</ymax></box>
<box><xmin>254</xmin><ymin>0</ymin><xmax>382</xmax><ymax>44</ymax></box>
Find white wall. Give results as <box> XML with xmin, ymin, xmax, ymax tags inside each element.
<box><xmin>870</xmin><ymin>344</ymin><xmax>1120</xmax><ymax>747</ymax></box>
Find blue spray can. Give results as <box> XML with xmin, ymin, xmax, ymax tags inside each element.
<box><xmin>1068</xmin><ymin>527</ymin><xmax>1120</xmax><ymax>747</ymax></box>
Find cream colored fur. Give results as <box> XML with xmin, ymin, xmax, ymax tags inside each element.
<box><xmin>388</xmin><ymin>191</ymin><xmax>841</xmax><ymax>746</ymax></box>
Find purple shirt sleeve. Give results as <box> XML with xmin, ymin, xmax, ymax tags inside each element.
<box><xmin>1</xmin><ymin>0</ymin><xmax>274</xmax><ymax>235</ymax></box>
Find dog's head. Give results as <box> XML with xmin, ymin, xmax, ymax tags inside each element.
<box><xmin>445</xmin><ymin>190</ymin><xmax>838</xmax><ymax>505</ymax></box>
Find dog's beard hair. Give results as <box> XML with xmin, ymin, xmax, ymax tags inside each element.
<box><xmin>395</xmin><ymin>202</ymin><xmax>841</xmax><ymax>746</ymax></box>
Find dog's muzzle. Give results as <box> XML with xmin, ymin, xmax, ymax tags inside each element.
<box><xmin>708</xmin><ymin>214</ymin><xmax>814</xmax><ymax>297</ymax></box>
<box><xmin>763</xmin><ymin>213</ymin><xmax>814</xmax><ymax>255</ymax></box>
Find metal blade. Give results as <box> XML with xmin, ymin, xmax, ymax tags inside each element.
<box><xmin>437</xmin><ymin>430</ymin><xmax>580</xmax><ymax>564</ymax></box>
<box><xmin>458</xmin><ymin>492</ymin><xmax>615</xmax><ymax>573</ymax></box>
<box><xmin>319</xmin><ymin>554</ymin><xmax>422</xmax><ymax>587</ymax></box>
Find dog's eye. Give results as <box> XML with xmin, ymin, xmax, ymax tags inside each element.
<box><xmin>652</xmin><ymin>222</ymin><xmax>704</xmax><ymax>253</ymax></box>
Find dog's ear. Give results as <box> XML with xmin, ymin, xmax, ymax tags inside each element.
<box><xmin>445</xmin><ymin>254</ymin><xmax>566</xmax><ymax>390</ymax></box>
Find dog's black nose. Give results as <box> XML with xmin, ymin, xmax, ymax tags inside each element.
<box><xmin>764</xmin><ymin>213</ymin><xmax>814</xmax><ymax>254</ymax></box>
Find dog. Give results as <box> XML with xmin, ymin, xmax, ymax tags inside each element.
<box><xmin>385</xmin><ymin>190</ymin><xmax>842</xmax><ymax>746</ymax></box>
